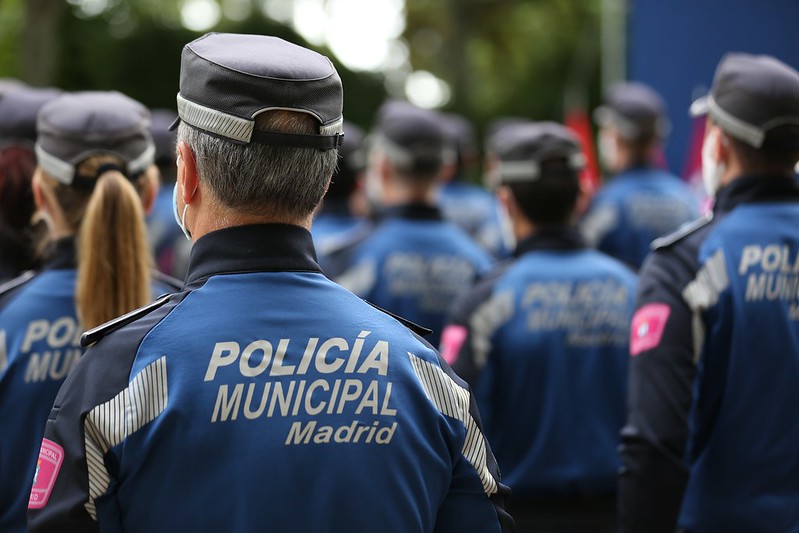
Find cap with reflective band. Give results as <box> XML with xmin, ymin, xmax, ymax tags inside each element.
<box><xmin>0</xmin><ymin>87</ymin><xmax>62</xmax><ymax>144</ymax></box>
<box><xmin>35</xmin><ymin>91</ymin><xmax>154</xmax><ymax>187</ymax></box>
<box><xmin>173</xmin><ymin>32</ymin><xmax>343</xmax><ymax>150</ymax></box>
<box><xmin>497</xmin><ymin>122</ymin><xmax>585</xmax><ymax>183</ymax></box>
<box><xmin>594</xmin><ymin>82</ymin><xmax>670</xmax><ymax>141</ymax></box>
<box><xmin>690</xmin><ymin>52</ymin><xmax>799</xmax><ymax>148</ymax></box>
<box><xmin>371</xmin><ymin>100</ymin><xmax>450</xmax><ymax>174</ymax></box>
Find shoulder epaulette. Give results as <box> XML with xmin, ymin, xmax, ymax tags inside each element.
<box><xmin>365</xmin><ymin>300</ymin><xmax>433</xmax><ymax>337</ymax></box>
<box><xmin>81</xmin><ymin>293</ymin><xmax>172</xmax><ymax>348</ymax></box>
<box><xmin>150</xmin><ymin>269</ymin><xmax>183</xmax><ymax>291</ymax></box>
<box><xmin>651</xmin><ymin>214</ymin><xmax>714</xmax><ymax>251</ymax></box>
<box><xmin>0</xmin><ymin>270</ymin><xmax>35</xmax><ymax>297</ymax></box>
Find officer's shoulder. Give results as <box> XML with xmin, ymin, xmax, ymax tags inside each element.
<box><xmin>0</xmin><ymin>270</ymin><xmax>36</xmax><ymax>303</ymax></box>
<box><xmin>651</xmin><ymin>214</ymin><xmax>714</xmax><ymax>251</ymax></box>
<box><xmin>364</xmin><ymin>299</ymin><xmax>433</xmax><ymax>337</ymax></box>
<box><xmin>81</xmin><ymin>293</ymin><xmax>173</xmax><ymax>348</ymax></box>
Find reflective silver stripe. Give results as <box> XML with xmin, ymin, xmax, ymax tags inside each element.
<box><xmin>498</xmin><ymin>160</ymin><xmax>541</xmax><ymax>182</ymax></box>
<box><xmin>407</xmin><ymin>352</ymin><xmax>498</xmax><ymax>496</ymax></box>
<box><xmin>35</xmin><ymin>143</ymin><xmax>76</xmax><ymax>185</ymax></box>
<box><xmin>682</xmin><ymin>249</ymin><xmax>730</xmax><ymax>362</ymax></box>
<box><xmin>468</xmin><ymin>291</ymin><xmax>514</xmax><ymax>370</ymax></box>
<box><xmin>177</xmin><ymin>93</ymin><xmax>255</xmax><ymax>143</ymax></box>
<box><xmin>83</xmin><ymin>356</ymin><xmax>169</xmax><ymax>519</ymax></box>
<box><xmin>127</xmin><ymin>143</ymin><xmax>155</xmax><ymax>176</ymax></box>
<box><xmin>707</xmin><ymin>95</ymin><xmax>765</xmax><ymax>148</ymax></box>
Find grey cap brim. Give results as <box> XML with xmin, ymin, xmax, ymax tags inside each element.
<box><xmin>689</xmin><ymin>95</ymin><xmax>710</xmax><ymax>117</ymax></box>
<box><xmin>690</xmin><ymin>94</ymin><xmax>766</xmax><ymax>147</ymax></box>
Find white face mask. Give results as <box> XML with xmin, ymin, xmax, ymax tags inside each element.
<box><xmin>701</xmin><ymin>128</ymin><xmax>726</xmax><ymax>197</ymax></box>
<box><xmin>598</xmin><ymin>129</ymin><xmax>618</xmax><ymax>172</ymax></box>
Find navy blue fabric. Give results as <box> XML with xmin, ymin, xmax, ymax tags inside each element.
<box><xmin>0</xmin><ymin>240</ymin><xmax>176</xmax><ymax>533</ymax></box>
<box><xmin>438</xmin><ymin>182</ymin><xmax>511</xmax><ymax>258</ymax></box>
<box><xmin>447</xmin><ymin>228</ymin><xmax>637</xmax><ymax>500</ymax></box>
<box><xmin>581</xmin><ymin>167</ymin><xmax>699</xmax><ymax>269</ymax></box>
<box><xmin>334</xmin><ymin>204</ymin><xmax>494</xmax><ymax>347</ymax></box>
<box><xmin>27</xmin><ymin>223</ymin><xmax>511</xmax><ymax>532</ymax></box>
<box><xmin>620</xmin><ymin>175</ymin><xmax>799</xmax><ymax>532</ymax></box>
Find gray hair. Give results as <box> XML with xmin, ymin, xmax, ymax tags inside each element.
<box><xmin>177</xmin><ymin>111</ymin><xmax>339</xmax><ymax>219</ymax></box>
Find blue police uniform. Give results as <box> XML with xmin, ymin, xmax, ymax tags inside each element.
<box><xmin>438</xmin><ymin>181</ymin><xmax>510</xmax><ymax>259</ymax></box>
<box><xmin>312</xmin><ymin>198</ymin><xmax>369</xmax><ymax>257</ymax></box>
<box><xmin>334</xmin><ymin>204</ymin><xmax>493</xmax><ymax>347</ymax></box>
<box><xmin>619</xmin><ymin>176</ymin><xmax>799</xmax><ymax>532</ymax></box>
<box><xmin>26</xmin><ymin>224</ymin><xmax>512</xmax><ymax>532</ymax></box>
<box><xmin>0</xmin><ymin>238</ymin><xmax>179</xmax><ymax>533</ymax></box>
<box><xmin>581</xmin><ymin>167</ymin><xmax>699</xmax><ymax>269</ymax></box>
<box><xmin>444</xmin><ymin>228</ymin><xmax>636</xmax><ymax>527</ymax></box>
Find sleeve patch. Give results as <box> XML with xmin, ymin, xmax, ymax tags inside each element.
<box><xmin>630</xmin><ymin>303</ymin><xmax>671</xmax><ymax>356</ymax></box>
<box><xmin>28</xmin><ymin>438</ymin><xmax>64</xmax><ymax>509</ymax></box>
<box><xmin>440</xmin><ymin>325</ymin><xmax>468</xmax><ymax>365</ymax></box>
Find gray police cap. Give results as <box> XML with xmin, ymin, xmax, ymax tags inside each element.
<box><xmin>36</xmin><ymin>91</ymin><xmax>155</xmax><ymax>187</ymax></box>
<box><xmin>372</xmin><ymin>101</ymin><xmax>450</xmax><ymax>175</ymax></box>
<box><xmin>595</xmin><ymin>82</ymin><xmax>670</xmax><ymax>141</ymax></box>
<box><xmin>690</xmin><ymin>53</ymin><xmax>799</xmax><ymax>149</ymax></box>
<box><xmin>497</xmin><ymin>122</ymin><xmax>585</xmax><ymax>184</ymax></box>
<box><xmin>0</xmin><ymin>87</ymin><xmax>62</xmax><ymax>144</ymax></box>
<box><xmin>174</xmin><ymin>33</ymin><xmax>343</xmax><ymax>150</ymax></box>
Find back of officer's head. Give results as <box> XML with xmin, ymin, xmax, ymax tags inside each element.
<box><xmin>370</xmin><ymin>101</ymin><xmax>448</xmax><ymax>183</ymax></box>
<box><xmin>691</xmin><ymin>53</ymin><xmax>799</xmax><ymax>175</ymax></box>
<box><xmin>174</xmin><ymin>33</ymin><xmax>343</xmax><ymax>222</ymax></box>
<box><xmin>497</xmin><ymin>122</ymin><xmax>584</xmax><ymax>226</ymax></box>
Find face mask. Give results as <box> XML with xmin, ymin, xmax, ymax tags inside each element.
<box><xmin>172</xmin><ymin>182</ymin><xmax>192</xmax><ymax>241</ymax></box>
<box><xmin>701</xmin><ymin>128</ymin><xmax>726</xmax><ymax>197</ymax></box>
<box><xmin>598</xmin><ymin>130</ymin><xmax>617</xmax><ymax>172</ymax></box>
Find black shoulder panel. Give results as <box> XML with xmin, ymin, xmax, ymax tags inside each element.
<box><xmin>651</xmin><ymin>214</ymin><xmax>714</xmax><ymax>251</ymax></box>
<box><xmin>81</xmin><ymin>293</ymin><xmax>173</xmax><ymax>348</ymax></box>
<box><xmin>364</xmin><ymin>299</ymin><xmax>433</xmax><ymax>337</ymax></box>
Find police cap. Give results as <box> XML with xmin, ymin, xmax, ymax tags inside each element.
<box><xmin>594</xmin><ymin>82</ymin><xmax>670</xmax><ymax>141</ymax></box>
<box><xmin>173</xmin><ymin>33</ymin><xmax>343</xmax><ymax>150</ymax></box>
<box><xmin>690</xmin><ymin>53</ymin><xmax>799</xmax><ymax>149</ymax></box>
<box><xmin>36</xmin><ymin>91</ymin><xmax>155</xmax><ymax>188</ymax></box>
<box><xmin>497</xmin><ymin>122</ymin><xmax>585</xmax><ymax>184</ymax></box>
<box><xmin>372</xmin><ymin>101</ymin><xmax>448</xmax><ymax>175</ymax></box>
<box><xmin>0</xmin><ymin>87</ymin><xmax>62</xmax><ymax>144</ymax></box>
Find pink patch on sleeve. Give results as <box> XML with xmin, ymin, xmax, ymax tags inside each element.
<box><xmin>440</xmin><ymin>325</ymin><xmax>468</xmax><ymax>365</ymax></box>
<box><xmin>630</xmin><ymin>303</ymin><xmax>672</xmax><ymax>357</ymax></box>
<box><xmin>28</xmin><ymin>439</ymin><xmax>64</xmax><ymax>509</ymax></box>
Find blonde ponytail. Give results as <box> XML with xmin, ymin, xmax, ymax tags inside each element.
<box><xmin>76</xmin><ymin>168</ymin><xmax>151</xmax><ymax>330</ymax></box>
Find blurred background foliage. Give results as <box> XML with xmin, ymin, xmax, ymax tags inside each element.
<box><xmin>0</xmin><ymin>0</ymin><xmax>603</xmax><ymax>140</ymax></box>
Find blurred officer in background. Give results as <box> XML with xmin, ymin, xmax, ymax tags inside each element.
<box><xmin>334</xmin><ymin>101</ymin><xmax>493</xmax><ymax>347</ymax></box>
<box><xmin>438</xmin><ymin>112</ymin><xmax>509</xmax><ymax>258</ymax></box>
<box><xmin>27</xmin><ymin>33</ymin><xmax>512</xmax><ymax>532</ymax></box>
<box><xmin>443</xmin><ymin>122</ymin><xmax>636</xmax><ymax>532</ymax></box>
<box><xmin>0</xmin><ymin>86</ymin><xmax>61</xmax><ymax>282</ymax></box>
<box><xmin>619</xmin><ymin>53</ymin><xmax>799</xmax><ymax>532</ymax></box>
<box><xmin>146</xmin><ymin>108</ymin><xmax>190</xmax><ymax>279</ymax></box>
<box><xmin>0</xmin><ymin>91</ymin><xmax>180</xmax><ymax>533</ymax></box>
<box><xmin>582</xmin><ymin>82</ymin><xmax>699</xmax><ymax>269</ymax></box>
<box><xmin>312</xmin><ymin>119</ymin><xmax>369</xmax><ymax>259</ymax></box>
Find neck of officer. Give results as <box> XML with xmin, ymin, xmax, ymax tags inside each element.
<box><xmin>382</xmin><ymin>174</ymin><xmax>438</xmax><ymax>207</ymax></box>
<box><xmin>187</xmin><ymin>194</ymin><xmax>312</xmax><ymax>242</ymax></box>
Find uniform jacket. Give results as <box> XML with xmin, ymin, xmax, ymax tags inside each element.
<box><xmin>581</xmin><ymin>167</ymin><xmax>699</xmax><ymax>269</ymax></box>
<box><xmin>26</xmin><ymin>224</ymin><xmax>512</xmax><ymax>533</ymax></box>
<box><xmin>438</xmin><ymin>181</ymin><xmax>511</xmax><ymax>259</ymax></box>
<box><xmin>0</xmin><ymin>238</ymin><xmax>180</xmax><ymax>533</ymax></box>
<box><xmin>334</xmin><ymin>204</ymin><xmax>494</xmax><ymax>347</ymax></box>
<box><xmin>619</xmin><ymin>175</ymin><xmax>799</xmax><ymax>532</ymax></box>
<box><xmin>442</xmin><ymin>228</ymin><xmax>637</xmax><ymax>499</ymax></box>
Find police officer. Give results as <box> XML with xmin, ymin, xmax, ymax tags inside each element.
<box><xmin>619</xmin><ymin>53</ymin><xmax>799</xmax><ymax>532</ymax></box>
<box><xmin>0</xmin><ymin>91</ymin><xmax>180</xmax><ymax>533</ymax></box>
<box><xmin>582</xmin><ymin>82</ymin><xmax>699</xmax><ymax>269</ymax></box>
<box><xmin>442</xmin><ymin>122</ymin><xmax>637</xmax><ymax>532</ymax></box>
<box><xmin>0</xmin><ymin>86</ymin><xmax>61</xmax><ymax>283</ymax></box>
<box><xmin>312</xmin><ymin>119</ymin><xmax>369</xmax><ymax>259</ymax></box>
<box><xmin>438</xmin><ymin>112</ymin><xmax>509</xmax><ymax>258</ymax></box>
<box><xmin>334</xmin><ymin>101</ymin><xmax>494</xmax><ymax>347</ymax></box>
<box><xmin>27</xmin><ymin>33</ymin><xmax>512</xmax><ymax>532</ymax></box>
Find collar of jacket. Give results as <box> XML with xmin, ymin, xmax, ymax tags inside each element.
<box><xmin>713</xmin><ymin>174</ymin><xmax>799</xmax><ymax>216</ymax></box>
<box><xmin>381</xmin><ymin>202</ymin><xmax>443</xmax><ymax>221</ymax></box>
<box><xmin>43</xmin><ymin>237</ymin><xmax>77</xmax><ymax>270</ymax></box>
<box><xmin>185</xmin><ymin>223</ymin><xmax>322</xmax><ymax>284</ymax></box>
<box><xmin>514</xmin><ymin>226</ymin><xmax>585</xmax><ymax>257</ymax></box>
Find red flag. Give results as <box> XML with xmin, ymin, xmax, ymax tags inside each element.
<box><xmin>565</xmin><ymin>106</ymin><xmax>601</xmax><ymax>213</ymax></box>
